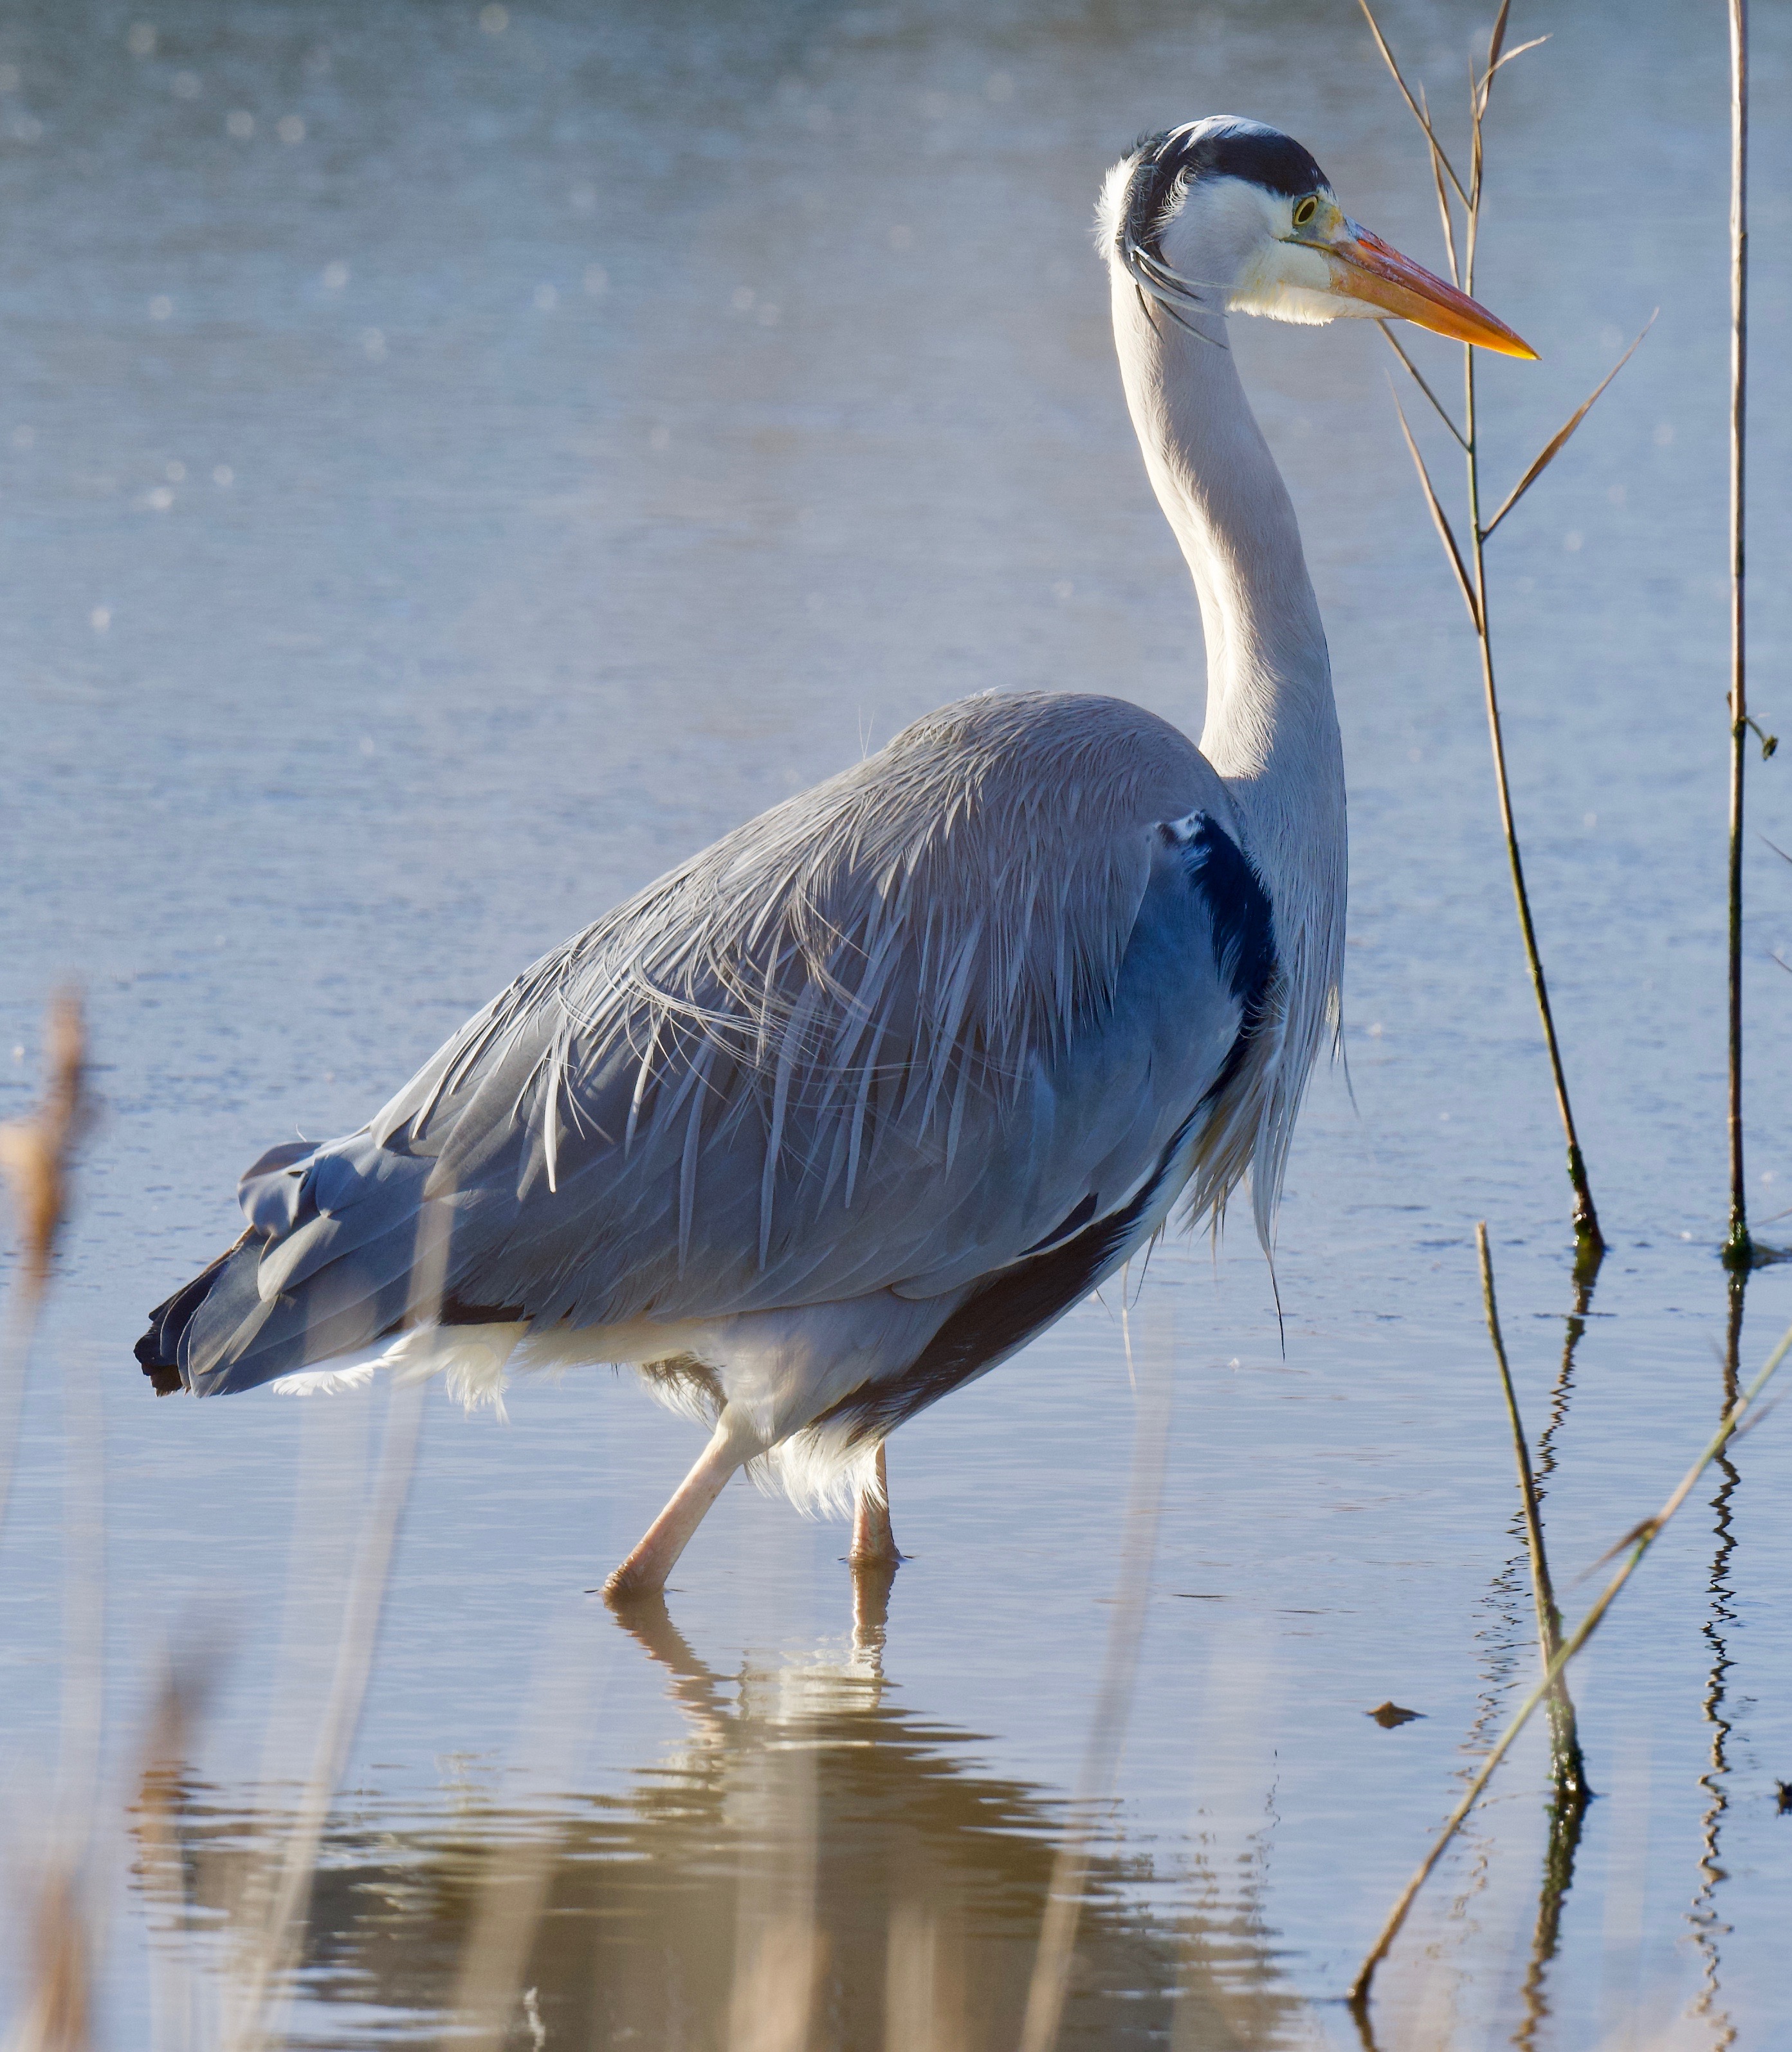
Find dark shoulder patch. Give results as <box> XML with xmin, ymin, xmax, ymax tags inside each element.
<box><xmin>1126</xmin><ymin>116</ymin><xmax>1328</xmax><ymax>255</ymax></box>
<box><xmin>1159</xmin><ymin>812</ymin><xmax>1276</xmax><ymax>1011</ymax></box>
<box><xmin>803</xmin><ymin>811</ymin><xmax>1278</xmax><ymax>1450</ymax></box>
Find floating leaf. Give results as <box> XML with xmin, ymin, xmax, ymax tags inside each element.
<box><xmin>1367</xmin><ymin>1701</ymin><xmax>1425</xmax><ymax>1728</ymax></box>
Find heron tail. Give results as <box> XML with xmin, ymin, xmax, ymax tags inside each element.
<box><xmin>133</xmin><ymin>1130</ymin><xmax>448</xmax><ymax>1398</ymax></box>
<box><xmin>134</xmin><ymin>1231</ymin><xmax>258</xmax><ymax>1395</ymax></box>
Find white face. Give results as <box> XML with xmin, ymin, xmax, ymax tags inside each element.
<box><xmin>1155</xmin><ymin>174</ymin><xmax>1371</xmax><ymax>329</ymax></box>
<box><xmin>1099</xmin><ymin>137</ymin><xmax>1533</xmax><ymax>359</ymax></box>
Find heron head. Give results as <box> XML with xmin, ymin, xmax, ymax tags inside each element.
<box><xmin>1101</xmin><ymin>116</ymin><xmax>1535</xmax><ymax>359</ymax></box>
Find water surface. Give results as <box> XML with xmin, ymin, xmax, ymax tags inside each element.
<box><xmin>5</xmin><ymin>1</ymin><xmax>1792</xmax><ymax>2046</ymax></box>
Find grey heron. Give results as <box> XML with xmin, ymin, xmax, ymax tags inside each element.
<box><xmin>136</xmin><ymin>119</ymin><xmax>1531</xmax><ymax>1602</ymax></box>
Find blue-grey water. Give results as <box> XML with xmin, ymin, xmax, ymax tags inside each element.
<box><xmin>4</xmin><ymin>1</ymin><xmax>1792</xmax><ymax>2046</ymax></box>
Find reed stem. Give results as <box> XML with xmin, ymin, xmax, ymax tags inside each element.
<box><xmin>1476</xmin><ymin>1225</ymin><xmax>1587</xmax><ymax>1801</ymax></box>
<box><xmin>1459</xmin><ymin>39</ymin><xmax>1602</xmax><ymax>1274</ymax></box>
<box><xmin>1018</xmin><ymin>1309</ymin><xmax>1170</xmax><ymax>2052</ymax></box>
<box><xmin>1362</xmin><ymin>0</ymin><xmax>1605</xmax><ymax>1273</ymax></box>
<box><xmin>1465</xmin><ymin>436</ymin><xmax>1603</xmax><ymax>1269</ymax></box>
<box><xmin>222</xmin><ymin>1377</ymin><xmax>424</xmax><ymax>2052</ymax></box>
<box><xmin>0</xmin><ymin>993</ymin><xmax>87</xmax><ymax>1543</ymax></box>
<box><xmin>1723</xmin><ymin>0</ymin><xmax>1751</xmax><ymax>1270</ymax></box>
<box><xmin>1349</xmin><ymin>1308</ymin><xmax>1792</xmax><ymax>2011</ymax></box>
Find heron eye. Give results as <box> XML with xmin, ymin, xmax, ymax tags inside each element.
<box><xmin>1292</xmin><ymin>196</ymin><xmax>1319</xmax><ymax>228</ymax></box>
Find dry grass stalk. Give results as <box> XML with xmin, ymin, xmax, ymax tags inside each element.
<box><xmin>0</xmin><ymin>991</ymin><xmax>86</xmax><ymax>1305</ymax></box>
<box><xmin>218</xmin><ymin>1376</ymin><xmax>424</xmax><ymax>2052</ymax></box>
<box><xmin>448</xmin><ymin>1620</ymin><xmax>600</xmax><ymax>2051</ymax></box>
<box><xmin>727</xmin><ymin>1736</ymin><xmax>821</xmax><ymax>2052</ymax></box>
<box><xmin>1476</xmin><ymin>1224</ymin><xmax>1587</xmax><ymax>1800</ymax></box>
<box><xmin>1017</xmin><ymin>1308</ymin><xmax>1171</xmax><ymax>2052</ymax></box>
<box><xmin>448</xmin><ymin>1826</ymin><xmax>567</xmax><ymax>2049</ymax></box>
<box><xmin>7</xmin><ymin>1322</ymin><xmax>109</xmax><ymax>2040</ymax></box>
<box><xmin>220</xmin><ymin>1196</ymin><xmax>447</xmax><ymax>2051</ymax></box>
<box><xmin>1360</xmin><ymin>0</ymin><xmax>1652</xmax><ymax>1276</ymax></box>
<box><xmin>727</xmin><ymin>1917</ymin><xmax>823</xmax><ymax>2052</ymax></box>
<box><xmin>885</xmin><ymin>1901</ymin><xmax>965</xmax><ymax>2052</ymax></box>
<box><xmin>1348</xmin><ymin>1308</ymin><xmax>1792</xmax><ymax>2011</ymax></box>
<box><xmin>133</xmin><ymin>1649</ymin><xmax>221</xmax><ymax>2052</ymax></box>
<box><xmin>0</xmin><ymin>992</ymin><xmax>88</xmax><ymax>1537</ymax></box>
<box><xmin>7</xmin><ymin>1867</ymin><xmax>92</xmax><ymax>2052</ymax></box>
<box><xmin>1</xmin><ymin>994</ymin><xmax>97</xmax><ymax>2052</ymax></box>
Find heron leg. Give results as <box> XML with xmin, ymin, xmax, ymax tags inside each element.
<box><xmin>848</xmin><ymin>1442</ymin><xmax>900</xmax><ymax>1571</ymax></box>
<box><xmin>603</xmin><ymin>1419</ymin><xmax>749</xmax><ymax>1607</ymax></box>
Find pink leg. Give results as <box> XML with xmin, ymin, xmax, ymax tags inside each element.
<box><xmin>603</xmin><ymin>1421</ymin><xmax>749</xmax><ymax>1606</ymax></box>
<box><xmin>848</xmin><ymin>1443</ymin><xmax>900</xmax><ymax>1570</ymax></box>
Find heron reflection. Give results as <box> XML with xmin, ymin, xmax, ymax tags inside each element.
<box><xmin>140</xmin><ymin>1601</ymin><xmax>1315</xmax><ymax>2049</ymax></box>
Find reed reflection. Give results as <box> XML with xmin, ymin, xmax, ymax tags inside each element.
<box><xmin>1686</xmin><ymin>1276</ymin><xmax>1745</xmax><ymax>2051</ymax></box>
<box><xmin>1512</xmin><ymin>1271</ymin><xmax>1598</xmax><ymax>2052</ymax></box>
<box><xmin>142</xmin><ymin>1598</ymin><xmax>1311</xmax><ymax>2050</ymax></box>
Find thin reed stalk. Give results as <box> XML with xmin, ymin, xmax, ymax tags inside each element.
<box><xmin>1723</xmin><ymin>0</ymin><xmax>1752</xmax><ymax>1270</ymax></box>
<box><xmin>0</xmin><ymin>998</ymin><xmax>97</xmax><ymax>2052</ymax></box>
<box><xmin>1476</xmin><ymin>1224</ymin><xmax>1587</xmax><ymax>1802</ymax></box>
<box><xmin>220</xmin><ymin>1375</ymin><xmax>424</xmax><ymax>2052</ymax></box>
<box><xmin>726</xmin><ymin>1738</ymin><xmax>820</xmax><ymax>2052</ymax></box>
<box><xmin>218</xmin><ymin>1362</ymin><xmax>421</xmax><ymax>2052</ymax></box>
<box><xmin>0</xmin><ymin>993</ymin><xmax>87</xmax><ymax>1539</ymax></box>
<box><xmin>1349</xmin><ymin>1308</ymin><xmax>1792</xmax><ymax>2011</ymax></box>
<box><xmin>221</xmin><ymin>1191</ymin><xmax>448</xmax><ymax>2051</ymax></box>
<box><xmin>134</xmin><ymin>1649</ymin><xmax>219</xmax><ymax>2052</ymax></box>
<box><xmin>1362</xmin><ymin>0</ymin><xmax>1639</xmax><ymax>1276</ymax></box>
<box><xmin>448</xmin><ymin>1616</ymin><xmax>602</xmax><ymax>2052</ymax></box>
<box><xmin>1017</xmin><ymin>1309</ymin><xmax>1171</xmax><ymax>2052</ymax></box>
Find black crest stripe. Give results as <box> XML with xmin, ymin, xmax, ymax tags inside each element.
<box><xmin>1125</xmin><ymin>117</ymin><xmax>1329</xmax><ymax>258</ymax></box>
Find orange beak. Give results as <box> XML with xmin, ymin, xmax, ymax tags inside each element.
<box><xmin>1324</xmin><ymin>222</ymin><xmax>1537</xmax><ymax>359</ymax></box>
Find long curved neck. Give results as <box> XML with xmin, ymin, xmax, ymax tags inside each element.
<box><xmin>1108</xmin><ymin>270</ymin><xmax>1340</xmax><ymax>805</ymax></box>
<box><xmin>1108</xmin><ymin>267</ymin><xmax>1347</xmax><ymax>1245</ymax></box>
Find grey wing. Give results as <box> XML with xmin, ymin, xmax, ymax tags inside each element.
<box><xmin>184</xmin><ymin>761</ymin><xmax>1268</xmax><ymax>1394</ymax></box>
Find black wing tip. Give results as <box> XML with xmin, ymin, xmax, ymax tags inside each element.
<box><xmin>134</xmin><ymin>1228</ymin><xmax>257</xmax><ymax>1397</ymax></box>
<box><xmin>134</xmin><ymin>1307</ymin><xmax>193</xmax><ymax>1394</ymax></box>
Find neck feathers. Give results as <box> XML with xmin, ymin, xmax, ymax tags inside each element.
<box><xmin>1107</xmin><ymin>265</ymin><xmax>1348</xmax><ymax>1249</ymax></box>
<box><xmin>1108</xmin><ymin>271</ymin><xmax>1336</xmax><ymax>775</ymax></box>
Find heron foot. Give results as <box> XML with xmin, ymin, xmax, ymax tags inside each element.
<box><xmin>596</xmin><ymin>1418</ymin><xmax>748</xmax><ymax>1607</ymax></box>
<box><xmin>598</xmin><ymin>1562</ymin><xmax>666</xmax><ymax>1609</ymax></box>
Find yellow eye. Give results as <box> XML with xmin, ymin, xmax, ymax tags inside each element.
<box><xmin>1292</xmin><ymin>195</ymin><xmax>1319</xmax><ymax>228</ymax></box>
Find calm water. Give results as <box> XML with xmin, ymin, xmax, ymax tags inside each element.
<box><xmin>5</xmin><ymin>0</ymin><xmax>1792</xmax><ymax>2045</ymax></box>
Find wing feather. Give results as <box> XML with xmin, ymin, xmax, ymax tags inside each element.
<box><xmin>195</xmin><ymin>694</ymin><xmax>1265</xmax><ymax>1389</ymax></box>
